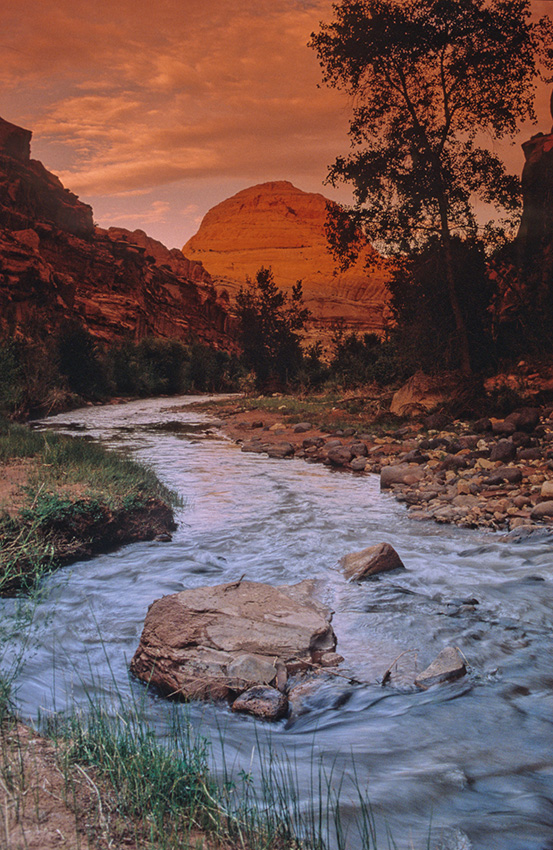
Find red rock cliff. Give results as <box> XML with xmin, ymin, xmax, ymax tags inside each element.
<box><xmin>182</xmin><ymin>181</ymin><xmax>391</xmax><ymax>348</ymax></box>
<box><xmin>0</xmin><ymin>117</ymin><xmax>236</xmax><ymax>349</ymax></box>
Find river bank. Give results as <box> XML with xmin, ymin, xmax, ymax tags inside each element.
<box><xmin>4</xmin><ymin>393</ymin><xmax>553</xmax><ymax>848</ymax></box>
<box><xmin>0</xmin><ymin>418</ymin><xmax>177</xmax><ymax>595</ymax></box>
<box><xmin>0</xmin><ymin>408</ymin><xmax>314</xmax><ymax>850</ymax></box>
<box><xmin>191</xmin><ymin>394</ymin><xmax>553</xmax><ymax>534</ymax></box>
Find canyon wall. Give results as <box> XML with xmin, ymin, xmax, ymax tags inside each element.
<box><xmin>0</xmin><ymin>117</ymin><xmax>236</xmax><ymax>350</ymax></box>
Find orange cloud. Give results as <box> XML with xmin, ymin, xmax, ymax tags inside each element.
<box><xmin>1</xmin><ymin>0</ymin><xmax>549</xmax><ymax>247</ymax></box>
<box><xmin>1</xmin><ymin>0</ymin><xmax>349</xmax><ymax>202</ymax></box>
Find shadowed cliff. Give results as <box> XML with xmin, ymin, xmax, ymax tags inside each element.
<box><xmin>0</xmin><ymin>117</ymin><xmax>237</xmax><ymax>350</ymax></box>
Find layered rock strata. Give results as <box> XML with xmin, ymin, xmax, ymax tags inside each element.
<box><xmin>0</xmin><ymin>116</ymin><xmax>236</xmax><ymax>348</ymax></box>
<box><xmin>182</xmin><ymin>181</ymin><xmax>391</xmax><ymax>348</ymax></box>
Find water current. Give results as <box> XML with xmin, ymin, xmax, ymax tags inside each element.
<box><xmin>3</xmin><ymin>395</ymin><xmax>553</xmax><ymax>849</ymax></box>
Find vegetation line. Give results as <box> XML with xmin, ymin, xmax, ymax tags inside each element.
<box><xmin>0</xmin><ymin>417</ymin><xmax>178</xmax><ymax>596</ymax></box>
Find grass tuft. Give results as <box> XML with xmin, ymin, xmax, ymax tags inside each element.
<box><xmin>0</xmin><ymin>417</ymin><xmax>179</xmax><ymax>596</ymax></box>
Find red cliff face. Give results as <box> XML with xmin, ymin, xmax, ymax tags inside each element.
<box><xmin>0</xmin><ymin>117</ymin><xmax>236</xmax><ymax>350</ymax></box>
<box><xmin>182</xmin><ymin>181</ymin><xmax>392</xmax><ymax>348</ymax></box>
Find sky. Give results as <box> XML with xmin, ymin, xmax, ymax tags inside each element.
<box><xmin>2</xmin><ymin>0</ymin><xmax>553</xmax><ymax>250</ymax></box>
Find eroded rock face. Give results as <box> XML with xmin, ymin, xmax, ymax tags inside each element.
<box><xmin>182</xmin><ymin>181</ymin><xmax>392</xmax><ymax>347</ymax></box>
<box><xmin>0</xmin><ymin>116</ymin><xmax>236</xmax><ymax>349</ymax></box>
<box><xmin>130</xmin><ymin>580</ymin><xmax>337</xmax><ymax>711</ymax></box>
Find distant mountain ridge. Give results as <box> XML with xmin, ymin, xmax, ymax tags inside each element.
<box><xmin>0</xmin><ymin>116</ymin><xmax>236</xmax><ymax>349</ymax></box>
<box><xmin>182</xmin><ymin>181</ymin><xmax>391</xmax><ymax>348</ymax></box>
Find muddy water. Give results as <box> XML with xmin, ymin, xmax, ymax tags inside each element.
<box><xmin>4</xmin><ymin>395</ymin><xmax>553</xmax><ymax>849</ymax></box>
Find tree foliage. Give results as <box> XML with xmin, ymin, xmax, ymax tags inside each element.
<box><xmin>310</xmin><ymin>0</ymin><xmax>553</xmax><ymax>372</ymax></box>
<box><xmin>235</xmin><ymin>267</ymin><xmax>310</xmax><ymax>388</ymax></box>
<box><xmin>387</xmin><ymin>237</ymin><xmax>495</xmax><ymax>372</ymax></box>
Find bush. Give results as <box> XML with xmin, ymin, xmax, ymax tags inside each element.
<box><xmin>57</xmin><ymin>322</ymin><xmax>108</xmax><ymax>397</ymax></box>
<box><xmin>327</xmin><ymin>329</ymin><xmax>404</xmax><ymax>387</ymax></box>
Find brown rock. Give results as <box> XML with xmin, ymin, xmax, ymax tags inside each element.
<box><xmin>490</xmin><ymin>440</ymin><xmax>516</xmax><ymax>463</ymax></box>
<box><xmin>327</xmin><ymin>446</ymin><xmax>354</xmax><ymax>466</ymax></box>
<box><xmin>415</xmin><ymin>647</ymin><xmax>467</xmax><ymax>689</ymax></box>
<box><xmin>541</xmin><ymin>480</ymin><xmax>553</xmax><ymax>499</ymax></box>
<box><xmin>0</xmin><ymin>116</ymin><xmax>31</xmax><ymax>161</ymax></box>
<box><xmin>231</xmin><ymin>686</ymin><xmax>288</xmax><ymax>721</ymax></box>
<box><xmin>389</xmin><ymin>371</ymin><xmax>464</xmax><ymax>418</ymax></box>
<box><xmin>491</xmin><ymin>419</ymin><xmax>516</xmax><ymax>436</ymax></box>
<box><xmin>505</xmin><ymin>407</ymin><xmax>541</xmax><ymax>431</ymax></box>
<box><xmin>341</xmin><ymin>542</ymin><xmax>405</xmax><ymax>581</ymax></box>
<box><xmin>487</xmin><ymin>467</ymin><xmax>523</xmax><ymax>485</ymax></box>
<box><xmin>266</xmin><ymin>442</ymin><xmax>295</xmax><ymax>459</ymax></box>
<box><xmin>130</xmin><ymin>580</ymin><xmax>336</xmax><ymax>704</ymax></box>
<box><xmin>531</xmin><ymin>501</ymin><xmax>553</xmax><ymax>520</ymax></box>
<box><xmin>293</xmin><ymin>422</ymin><xmax>313</xmax><ymax>433</ymax></box>
<box><xmin>241</xmin><ymin>441</ymin><xmax>269</xmax><ymax>454</ymax></box>
<box><xmin>380</xmin><ymin>464</ymin><xmax>425</xmax><ymax>488</ymax></box>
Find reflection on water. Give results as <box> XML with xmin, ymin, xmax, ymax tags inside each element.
<box><xmin>5</xmin><ymin>394</ymin><xmax>553</xmax><ymax>849</ymax></box>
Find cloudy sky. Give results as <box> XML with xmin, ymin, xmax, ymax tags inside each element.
<box><xmin>2</xmin><ymin>0</ymin><xmax>552</xmax><ymax>249</ymax></box>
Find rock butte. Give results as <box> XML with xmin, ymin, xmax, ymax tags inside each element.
<box><xmin>0</xmin><ymin>116</ymin><xmax>236</xmax><ymax>348</ymax></box>
<box><xmin>182</xmin><ymin>181</ymin><xmax>392</xmax><ymax>348</ymax></box>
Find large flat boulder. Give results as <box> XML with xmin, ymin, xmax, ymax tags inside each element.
<box><xmin>130</xmin><ymin>580</ymin><xmax>336</xmax><ymax>711</ymax></box>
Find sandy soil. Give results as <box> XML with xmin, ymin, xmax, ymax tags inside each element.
<box><xmin>0</xmin><ymin>721</ymin><xmax>131</xmax><ymax>850</ymax></box>
<box><xmin>0</xmin><ymin>460</ymin><xmax>35</xmax><ymax>516</ymax></box>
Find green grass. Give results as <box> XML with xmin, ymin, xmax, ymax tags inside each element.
<box><xmin>56</xmin><ymin>708</ymin><xmax>219</xmax><ymax>848</ymax></box>
<box><xmin>45</xmin><ymin>699</ymin><xmax>385</xmax><ymax>850</ymax></box>
<box><xmin>206</xmin><ymin>392</ymin><xmax>403</xmax><ymax>437</ymax></box>
<box><xmin>0</xmin><ymin>417</ymin><xmax>180</xmax><ymax>596</ymax></box>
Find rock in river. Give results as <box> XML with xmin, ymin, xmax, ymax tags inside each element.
<box><xmin>341</xmin><ymin>542</ymin><xmax>405</xmax><ymax>581</ymax></box>
<box><xmin>415</xmin><ymin>647</ymin><xmax>467</xmax><ymax>689</ymax></box>
<box><xmin>130</xmin><ymin>580</ymin><xmax>337</xmax><ymax>718</ymax></box>
<box><xmin>232</xmin><ymin>686</ymin><xmax>288</xmax><ymax>720</ymax></box>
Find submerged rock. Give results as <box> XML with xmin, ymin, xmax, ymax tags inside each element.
<box><xmin>232</xmin><ymin>686</ymin><xmax>288</xmax><ymax>720</ymax></box>
<box><xmin>341</xmin><ymin>542</ymin><xmax>405</xmax><ymax>581</ymax></box>
<box><xmin>130</xmin><ymin>579</ymin><xmax>336</xmax><ymax>718</ymax></box>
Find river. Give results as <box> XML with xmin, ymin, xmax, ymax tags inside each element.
<box><xmin>3</xmin><ymin>394</ymin><xmax>553</xmax><ymax>849</ymax></box>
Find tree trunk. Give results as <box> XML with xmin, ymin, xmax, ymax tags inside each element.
<box><xmin>437</xmin><ymin>196</ymin><xmax>472</xmax><ymax>376</ymax></box>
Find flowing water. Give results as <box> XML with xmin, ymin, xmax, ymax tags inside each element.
<box><xmin>3</xmin><ymin>395</ymin><xmax>553</xmax><ymax>849</ymax></box>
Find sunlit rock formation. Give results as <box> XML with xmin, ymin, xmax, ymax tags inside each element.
<box><xmin>0</xmin><ymin>116</ymin><xmax>236</xmax><ymax>348</ymax></box>
<box><xmin>182</xmin><ymin>181</ymin><xmax>391</xmax><ymax>348</ymax></box>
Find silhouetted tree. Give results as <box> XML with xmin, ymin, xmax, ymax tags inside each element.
<box><xmin>388</xmin><ymin>237</ymin><xmax>495</xmax><ymax>372</ymax></box>
<box><xmin>235</xmin><ymin>267</ymin><xmax>309</xmax><ymax>388</ymax></box>
<box><xmin>310</xmin><ymin>0</ymin><xmax>553</xmax><ymax>373</ymax></box>
<box><xmin>57</xmin><ymin>322</ymin><xmax>106</xmax><ymax>397</ymax></box>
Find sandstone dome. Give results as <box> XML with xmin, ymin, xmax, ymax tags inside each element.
<box><xmin>182</xmin><ymin>181</ymin><xmax>391</xmax><ymax>348</ymax></box>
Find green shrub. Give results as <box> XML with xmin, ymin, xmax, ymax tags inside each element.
<box><xmin>327</xmin><ymin>329</ymin><xmax>404</xmax><ymax>388</ymax></box>
<box><xmin>57</xmin><ymin>321</ymin><xmax>108</xmax><ymax>397</ymax></box>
